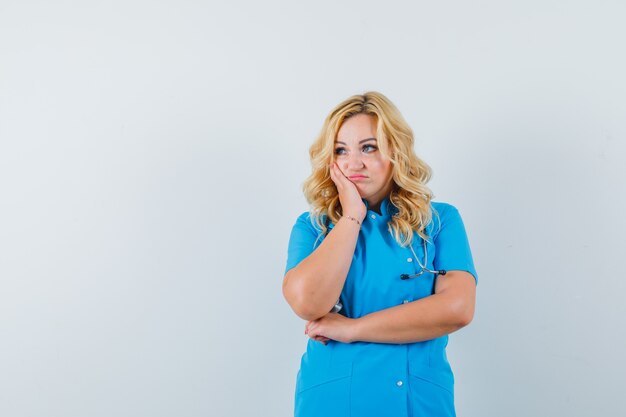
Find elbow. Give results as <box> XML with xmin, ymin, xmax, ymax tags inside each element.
<box><xmin>282</xmin><ymin>270</ymin><xmax>328</xmax><ymax>321</ymax></box>
<box><xmin>283</xmin><ymin>290</ymin><xmax>318</xmax><ymax>321</ymax></box>
<box><xmin>284</xmin><ymin>294</ymin><xmax>328</xmax><ymax>321</ymax></box>
<box><xmin>457</xmin><ymin>310</ymin><xmax>474</xmax><ymax>327</ymax></box>
<box><xmin>293</xmin><ymin>308</ymin><xmax>327</xmax><ymax>322</ymax></box>
<box><xmin>449</xmin><ymin>299</ymin><xmax>475</xmax><ymax>328</ymax></box>
<box><xmin>284</xmin><ymin>295</ymin><xmax>326</xmax><ymax>321</ymax></box>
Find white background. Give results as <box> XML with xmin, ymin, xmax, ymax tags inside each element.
<box><xmin>1</xmin><ymin>1</ymin><xmax>625</xmax><ymax>416</ymax></box>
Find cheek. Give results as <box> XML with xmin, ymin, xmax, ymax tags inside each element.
<box><xmin>371</xmin><ymin>159</ymin><xmax>391</xmax><ymax>176</ymax></box>
<box><xmin>384</xmin><ymin>162</ymin><xmax>393</xmax><ymax>177</ymax></box>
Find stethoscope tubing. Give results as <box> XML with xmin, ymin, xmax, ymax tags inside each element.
<box><xmin>400</xmin><ymin>238</ymin><xmax>447</xmax><ymax>280</ymax></box>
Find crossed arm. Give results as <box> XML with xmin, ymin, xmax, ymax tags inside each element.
<box><xmin>351</xmin><ymin>270</ymin><xmax>477</xmax><ymax>343</ymax></box>
<box><xmin>305</xmin><ymin>270</ymin><xmax>477</xmax><ymax>344</ymax></box>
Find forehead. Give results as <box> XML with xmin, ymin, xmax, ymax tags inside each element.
<box><xmin>335</xmin><ymin>114</ymin><xmax>377</xmax><ymax>143</ymax></box>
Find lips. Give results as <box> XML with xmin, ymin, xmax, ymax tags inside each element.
<box><xmin>348</xmin><ymin>175</ymin><xmax>368</xmax><ymax>180</ymax></box>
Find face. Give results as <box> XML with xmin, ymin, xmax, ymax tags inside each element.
<box><xmin>333</xmin><ymin>113</ymin><xmax>394</xmax><ymax>207</ymax></box>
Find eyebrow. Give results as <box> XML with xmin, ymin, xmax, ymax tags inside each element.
<box><xmin>334</xmin><ymin>137</ymin><xmax>377</xmax><ymax>145</ymax></box>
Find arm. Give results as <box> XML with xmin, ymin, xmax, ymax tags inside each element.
<box><xmin>283</xmin><ymin>215</ymin><xmax>361</xmax><ymax>321</ymax></box>
<box><xmin>351</xmin><ymin>271</ymin><xmax>476</xmax><ymax>344</ymax></box>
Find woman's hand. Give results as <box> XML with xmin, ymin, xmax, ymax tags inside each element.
<box><xmin>329</xmin><ymin>162</ymin><xmax>367</xmax><ymax>223</ymax></box>
<box><xmin>304</xmin><ymin>312</ymin><xmax>358</xmax><ymax>345</ymax></box>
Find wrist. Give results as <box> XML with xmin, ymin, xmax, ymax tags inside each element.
<box><xmin>341</xmin><ymin>215</ymin><xmax>362</xmax><ymax>228</ymax></box>
<box><xmin>349</xmin><ymin>317</ymin><xmax>364</xmax><ymax>343</ymax></box>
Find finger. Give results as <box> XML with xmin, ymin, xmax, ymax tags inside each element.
<box><xmin>333</xmin><ymin>162</ymin><xmax>346</xmax><ymax>179</ymax></box>
<box><xmin>332</xmin><ymin>163</ymin><xmax>344</xmax><ymax>181</ymax></box>
<box><xmin>312</xmin><ymin>336</ymin><xmax>328</xmax><ymax>345</ymax></box>
<box><xmin>307</xmin><ymin>330</ymin><xmax>330</xmax><ymax>343</ymax></box>
<box><xmin>332</xmin><ymin>165</ymin><xmax>348</xmax><ymax>191</ymax></box>
<box><xmin>308</xmin><ymin>327</ymin><xmax>316</xmax><ymax>338</ymax></box>
<box><xmin>329</xmin><ymin>163</ymin><xmax>340</xmax><ymax>186</ymax></box>
<box><xmin>333</xmin><ymin>163</ymin><xmax>352</xmax><ymax>188</ymax></box>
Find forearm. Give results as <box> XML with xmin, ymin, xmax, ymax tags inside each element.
<box><xmin>351</xmin><ymin>292</ymin><xmax>468</xmax><ymax>344</ymax></box>
<box><xmin>283</xmin><ymin>216</ymin><xmax>360</xmax><ymax>320</ymax></box>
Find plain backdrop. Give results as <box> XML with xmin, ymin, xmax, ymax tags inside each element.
<box><xmin>1</xmin><ymin>1</ymin><xmax>625</xmax><ymax>416</ymax></box>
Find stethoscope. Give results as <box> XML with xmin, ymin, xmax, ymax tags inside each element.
<box><xmin>400</xmin><ymin>238</ymin><xmax>447</xmax><ymax>280</ymax></box>
<box><xmin>331</xmin><ymin>237</ymin><xmax>447</xmax><ymax>313</ymax></box>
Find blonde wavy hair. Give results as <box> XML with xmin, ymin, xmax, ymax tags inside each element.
<box><xmin>302</xmin><ymin>91</ymin><xmax>439</xmax><ymax>248</ymax></box>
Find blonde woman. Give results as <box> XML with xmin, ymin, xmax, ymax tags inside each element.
<box><xmin>282</xmin><ymin>91</ymin><xmax>478</xmax><ymax>417</ymax></box>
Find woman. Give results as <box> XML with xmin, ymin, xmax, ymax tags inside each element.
<box><xmin>282</xmin><ymin>91</ymin><xmax>478</xmax><ymax>417</ymax></box>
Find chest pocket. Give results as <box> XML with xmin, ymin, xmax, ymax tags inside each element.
<box><xmin>405</xmin><ymin>237</ymin><xmax>439</xmax><ymax>299</ymax></box>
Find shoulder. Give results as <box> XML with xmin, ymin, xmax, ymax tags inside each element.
<box><xmin>295</xmin><ymin>211</ymin><xmax>311</xmax><ymax>221</ymax></box>
<box><xmin>293</xmin><ymin>211</ymin><xmax>313</xmax><ymax>226</ymax></box>
<box><xmin>292</xmin><ymin>211</ymin><xmax>324</xmax><ymax>234</ymax></box>
<box><xmin>429</xmin><ymin>201</ymin><xmax>463</xmax><ymax>235</ymax></box>
<box><xmin>431</xmin><ymin>201</ymin><xmax>460</xmax><ymax>217</ymax></box>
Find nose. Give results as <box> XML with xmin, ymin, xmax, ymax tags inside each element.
<box><xmin>343</xmin><ymin>151</ymin><xmax>365</xmax><ymax>171</ymax></box>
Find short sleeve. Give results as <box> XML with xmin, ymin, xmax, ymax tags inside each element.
<box><xmin>284</xmin><ymin>212</ymin><xmax>323</xmax><ymax>275</ymax></box>
<box><xmin>432</xmin><ymin>203</ymin><xmax>478</xmax><ymax>285</ymax></box>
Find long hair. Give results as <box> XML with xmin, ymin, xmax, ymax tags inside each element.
<box><xmin>302</xmin><ymin>91</ymin><xmax>438</xmax><ymax>247</ymax></box>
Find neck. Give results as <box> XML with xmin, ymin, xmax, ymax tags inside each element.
<box><xmin>368</xmin><ymin>202</ymin><xmax>382</xmax><ymax>215</ymax></box>
<box><xmin>364</xmin><ymin>195</ymin><xmax>388</xmax><ymax>216</ymax></box>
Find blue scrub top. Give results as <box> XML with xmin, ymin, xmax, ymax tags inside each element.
<box><xmin>285</xmin><ymin>196</ymin><xmax>478</xmax><ymax>417</ymax></box>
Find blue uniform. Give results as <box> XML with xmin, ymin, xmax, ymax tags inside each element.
<box><xmin>284</xmin><ymin>196</ymin><xmax>478</xmax><ymax>417</ymax></box>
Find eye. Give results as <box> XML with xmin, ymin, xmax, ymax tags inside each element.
<box><xmin>334</xmin><ymin>145</ymin><xmax>377</xmax><ymax>155</ymax></box>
